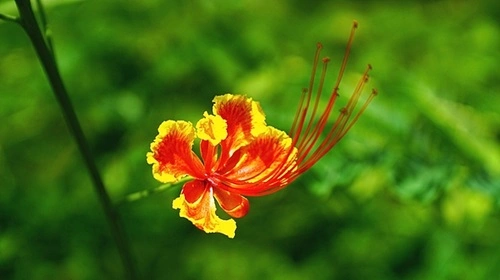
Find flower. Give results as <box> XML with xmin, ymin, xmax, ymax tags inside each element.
<box><xmin>146</xmin><ymin>21</ymin><xmax>377</xmax><ymax>238</ymax></box>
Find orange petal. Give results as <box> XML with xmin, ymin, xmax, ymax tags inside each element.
<box><xmin>213</xmin><ymin>188</ymin><xmax>249</xmax><ymax>218</ymax></box>
<box><xmin>221</xmin><ymin>126</ymin><xmax>298</xmax><ymax>195</ymax></box>
<box><xmin>212</xmin><ymin>94</ymin><xmax>267</xmax><ymax>157</ymax></box>
<box><xmin>172</xmin><ymin>180</ymin><xmax>237</xmax><ymax>238</ymax></box>
<box><xmin>147</xmin><ymin>120</ymin><xmax>204</xmax><ymax>183</ymax></box>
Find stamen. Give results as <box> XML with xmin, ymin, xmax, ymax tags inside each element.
<box><xmin>290</xmin><ymin>43</ymin><xmax>323</xmax><ymax>145</ymax></box>
<box><xmin>334</xmin><ymin>20</ymin><xmax>358</xmax><ymax>91</ymax></box>
<box><xmin>296</xmin><ymin>57</ymin><xmax>330</xmax><ymax>152</ymax></box>
<box><xmin>309</xmin><ymin>64</ymin><xmax>372</xmax><ymax>165</ymax></box>
<box><xmin>290</xmin><ymin>21</ymin><xmax>376</xmax><ymax>175</ymax></box>
<box><xmin>242</xmin><ymin>21</ymin><xmax>377</xmax><ymax>192</ymax></box>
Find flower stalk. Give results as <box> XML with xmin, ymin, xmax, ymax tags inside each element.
<box><xmin>117</xmin><ymin>179</ymin><xmax>191</xmax><ymax>205</ymax></box>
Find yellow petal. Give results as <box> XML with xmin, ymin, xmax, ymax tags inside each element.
<box><xmin>250</xmin><ymin>98</ymin><xmax>267</xmax><ymax>136</ymax></box>
<box><xmin>196</xmin><ymin>112</ymin><xmax>228</xmax><ymax>146</ymax></box>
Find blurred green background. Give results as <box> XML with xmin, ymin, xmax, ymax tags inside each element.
<box><xmin>1</xmin><ymin>0</ymin><xmax>500</xmax><ymax>279</ymax></box>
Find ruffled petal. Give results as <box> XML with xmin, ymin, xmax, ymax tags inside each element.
<box><xmin>213</xmin><ymin>188</ymin><xmax>249</xmax><ymax>218</ymax></box>
<box><xmin>220</xmin><ymin>126</ymin><xmax>298</xmax><ymax>195</ymax></box>
<box><xmin>147</xmin><ymin>120</ymin><xmax>204</xmax><ymax>183</ymax></box>
<box><xmin>172</xmin><ymin>180</ymin><xmax>237</xmax><ymax>238</ymax></box>
<box><xmin>212</xmin><ymin>94</ymin><xmax>267</xmax><ymax>156</ymax></box>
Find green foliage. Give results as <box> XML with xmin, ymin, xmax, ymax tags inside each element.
<box><xmin>1</xmin><ymin>0</ymin><xmax>499</xmax><ymax>279</ymax></box>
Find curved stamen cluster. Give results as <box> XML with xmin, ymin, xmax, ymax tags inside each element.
<box><xmin>290</xmin><ymin>21</ymin><xmax>377</xmax><ymax>179</ymax></box>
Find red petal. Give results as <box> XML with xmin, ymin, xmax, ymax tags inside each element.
<box><xmin>213</xmin><ymin>188</ymin><xmax>249</xmax><ymax>218</ymax></box>
<box><xmin>200</xmin><ymin>139</ymin><xmax>218</xmax><ymax>173</ymax></box>
<box><xmin>182</xmin><ymin>179</ymin><xmax>209</xmax><ymax>204</ymax></box>
<box><xmin>220</xmin><ymin>127</ymin><xmax>297</xmax><ymax>195</ymax></box>
<box><xmin>147</xmin><ymin>121</ymin><xmax>204</xmax><ymax>182</ymax></box>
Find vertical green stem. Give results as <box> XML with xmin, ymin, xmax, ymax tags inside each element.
<box><xmin>13</xmin><ymin>1</ymin><xmax>137</xmax><ymax>279</ymax></box>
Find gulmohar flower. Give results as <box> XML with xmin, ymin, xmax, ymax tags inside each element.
<box><xmin>147</xmin><ymin>21</ymin><xmax>377</xmax><ymax>238</ymax></box>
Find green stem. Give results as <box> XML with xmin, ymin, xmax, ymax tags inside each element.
<box><xmin>13</xmin><ymin>1</ymin><xmax>137</xmax><ymax>279</ymax></box>
<box><xmin>117</xmin><ymin>179</ymin><xmax>189</xmax><ymax>205</ymax></box>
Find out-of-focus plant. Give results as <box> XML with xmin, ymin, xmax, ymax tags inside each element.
<box><xmin>2</xmin><ymin>1</ymin><xmax>137</xmax><ymax>278</ymax></box>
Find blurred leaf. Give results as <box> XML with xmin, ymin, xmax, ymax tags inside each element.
<box><xmin>409</xmin><ymin>84</ymin><xmax>500</xmax><ymax>177</ymax></box>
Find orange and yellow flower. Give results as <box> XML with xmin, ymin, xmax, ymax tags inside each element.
<box><xmin>146</xmin><ymin>21</ymin><xmax>377</xmax><ymax>238</ymax></box>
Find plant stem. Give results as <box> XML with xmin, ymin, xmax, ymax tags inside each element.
<box><xmin>13</xmin><ymin>1</ymin><xmax>137</xmax><ymax>279</ymax></box>
<box><xmin>117</xmin><ymin>179</ymin><xmax>189</xmax><ymax>205</ymax></box>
